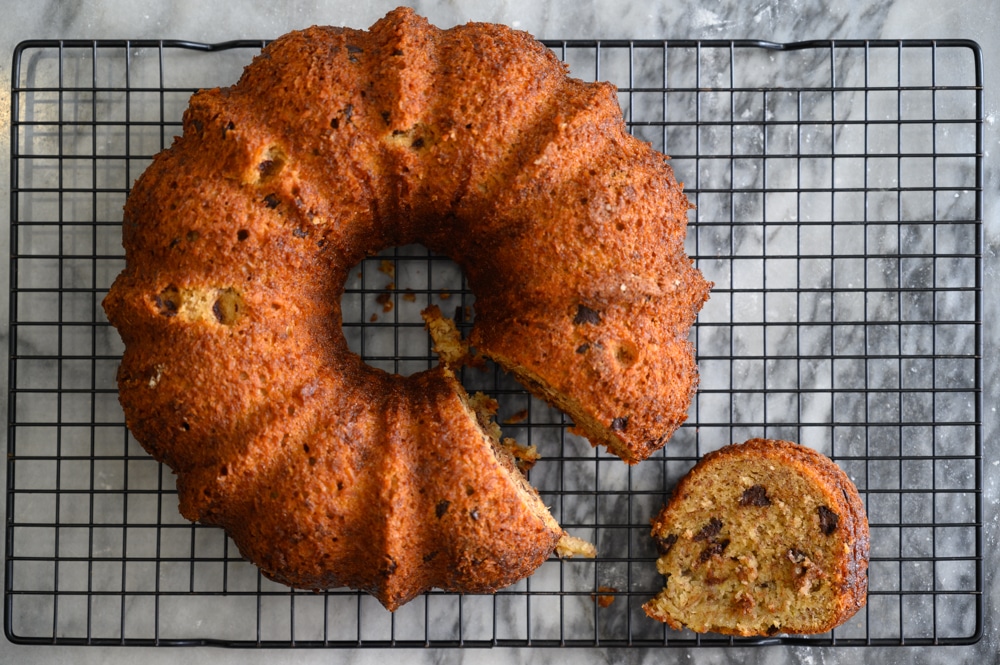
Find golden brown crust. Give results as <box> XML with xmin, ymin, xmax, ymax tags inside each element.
<box><xmin>102</xmin><ymin>7</ymin><xmax>707</xmax><ymax>610</ymax></box>
<box><xmin>643</xmin><ymin>439</ymin><xmax>869</xmax><ymax>635</ymax></box>
<box><xmin>219</xmin><ymin>368</ymin><xmax>563</xmax><ymax>610</ymax></box>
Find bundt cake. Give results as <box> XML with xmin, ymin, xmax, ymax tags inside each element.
<box><xmin>102</xmin><ymin>7</ymin><xmax>710</xmax><ymax>610</ymax></box>
<box><xmin>643</xmin><ymin>439</ymin><xmax>869</xmax><ymax>636</ymax></box>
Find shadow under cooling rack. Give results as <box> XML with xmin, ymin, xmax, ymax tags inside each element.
<box><xmin>6</xmin><ymin>37</ymin><xmax>984</xmax><ymax>647</ymax></box>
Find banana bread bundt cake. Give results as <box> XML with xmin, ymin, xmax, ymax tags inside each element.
<box><xmin>643</xmin><ymin>438</ymin><xmax>869</xmax><ymax>636</ymax></box>
<box><xmin>103</xmin><ymin>7</ymin><xmax>710</xmax><ymax>610</ymax></box>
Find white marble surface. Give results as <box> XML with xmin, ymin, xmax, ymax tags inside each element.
<box><xmin>2</xmin><ymin>0</ymin><xmax>998</xmax><ymax>663</ymax></box>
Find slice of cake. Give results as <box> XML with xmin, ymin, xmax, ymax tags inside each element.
<box><xmin>643</xmin><ymin>438</ymin><xmax>868</xmax><ymax>636</ymax></box>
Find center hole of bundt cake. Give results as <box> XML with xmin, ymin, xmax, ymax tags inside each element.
<box><xmin>341</xmin><ymin>244</ymin><xmax>472</xmax><ymax>377</ymax></box>
<box><xmin>339</xmin><ymin>244</ymin><xmax>546</xmax><ymax>479</ymax></box>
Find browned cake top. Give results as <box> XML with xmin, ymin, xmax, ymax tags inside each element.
<box><xmin>103</xmin><ymin>7</ymin><xmax>708</xmax><ymax>610</ymax></box>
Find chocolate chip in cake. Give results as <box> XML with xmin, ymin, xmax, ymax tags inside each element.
<box><xmin>693</xmin><ymin>517</ymin><xmax>723</xmax><ymax>542</ymax></box>
<box><xmin>739</xmin><ymin>484</ymin><xmax>772</xmax><ymax>507</ymax></box>
<box><xmin>698</xmin><ymin>539</ymin><xmax>730</xmax><ymax>563</ymax></box>
<box><xmin>346</xmin><ymin>44</ymin><xmax>363</xmax><ymax>53</ymax></box>
<box><xmin>817</xmin><ymin>505</ymin><xmax>840</xmax><ymax>535</ymax></box>
<box><xmin>576</xmin><ymin>343</ymin><xmax>590</xmax><ymax>354</ymax></box>
<box><xmin>610</xmin><ymin>416</ymin><xmax>629</xmax><ymax>432</ymax></box>
<box><xmin>436</xmin><ymin>500</ymin><xmax>450</xmax><ymax>518</ymax></box>
<box><xmin>154</xmin><ymin>295</ymin><xmax>172</xmax><ymax>317</ymax></box>
<box><xmin>156</xmin><ymin>286</ymin><xmax>180</xmax><ymax>317</ymax></box>
<box><xmin>258</xmin><ymin>159</ymin><xmax>276</xmax><ymax>176</ymax></box>
<box><xmin>264</xmin><ymin>194</ymin><xmax>281</xmax><ymax>209</ymax></box>
<box><xmin>573</xmin><ymin>304</ymin><xmax>601</xmax><ymax>325</ymax></box>
<box><xmin>654</xmin><ymin>533</ymin><xmax>678</xmax><ymax>556</ymax></box>
<box><xmin>211</xmin><ymin>289</ymin><xmax>243</xmax><ymax>325</ymax></box>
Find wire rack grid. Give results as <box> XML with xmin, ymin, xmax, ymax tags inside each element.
<box><xmin>6</xmin><ymin>37</ymin><xmax>983</xmax><ymax>648</ymax></box>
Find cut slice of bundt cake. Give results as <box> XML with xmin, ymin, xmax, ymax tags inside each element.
<box><xmin>643</xmin><ymin>438</ymin><xmax>869</xmax><ymax>636</ymax></box>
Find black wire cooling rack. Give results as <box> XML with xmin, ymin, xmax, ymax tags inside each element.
<box><xmin>6</xmin><ymin>37</ymin><xmax>983</xmax><ymax>648</ymax></box>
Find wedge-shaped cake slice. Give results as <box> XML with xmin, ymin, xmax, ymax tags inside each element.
<box><xmin>644</xmin><ymin>438</ymin><xmax>868</xmax><ymax>636</ymax></box>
